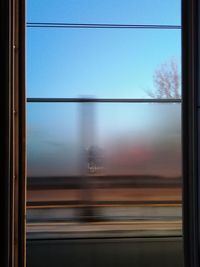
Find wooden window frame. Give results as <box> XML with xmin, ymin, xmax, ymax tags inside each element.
<box><xmin>0</xmin><ymin>0</ymin><xmax>26</xmax><ymax>267</ymax></box>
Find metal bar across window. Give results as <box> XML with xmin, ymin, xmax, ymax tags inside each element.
<box><xmin>27</xmin><ymin>98</ymin><xmax>181</xmax><ymax>103</ymax></box>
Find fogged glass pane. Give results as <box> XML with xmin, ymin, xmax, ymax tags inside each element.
<box><xmin>27</xmin><ymin>103</ymin><xmax>181</xmax><ymax>177</ymax></box>
<box><xmin>27</xmin><ymin>29</ymin><xmax>181</xmax><ymax>98</ymax></box>
<box><xmin>96</xmin><ymin>103</ymin><xmax>181</xmax><ymax>177</ymax></box>
<box><xmin>27</xmin><ymin>102</ymin><xmax>182</xmax><ymax>240</ymax></box>
<box><xmin>27</xmin><ymin>0</ymin><xmax>181</xmax><ymax>25</ymax></box>
<box><xmin>27</xmin><ymin>103</ymin><xmax>80</xmax><ymax>177</ymax></box>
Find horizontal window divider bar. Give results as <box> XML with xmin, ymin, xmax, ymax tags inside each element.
<box><xmin>27</xmin><ymin>200</ymin><xmax>182</xmax><ymax>208</ymax></box>
<box><xmin>27</xmin><ymin>98</ymin><xmax>181</xmax><ymax>103</ymax></box>
<box><xmin>27</xmin><ymin>22</ymin><xmax>181</xmax><ymax>30</ymax></box>
<box><xmin>27</xmin><ymin>176</ymin><xmax>182</xmax><ymax>191</ymax></box>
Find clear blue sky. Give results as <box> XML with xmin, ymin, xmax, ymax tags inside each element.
<box><xmin>27</xmin><ymin>0</ymin><xmax>181</xmax><ymax>98</ymax></box>
<box><xmin>26</xmin><ymin>1</ymin><xmax>182</xmax><ymax>177</ymax></box>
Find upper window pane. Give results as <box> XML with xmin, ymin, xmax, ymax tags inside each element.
<box><xmin>27</xmin><ymin>29</ymin><xmax>181</xmax><ymax>98</ymax></box>
<box><xmin>27</xmin><ymin>0</ymin><xmax>181</xmax><ymax>25</ymax></box>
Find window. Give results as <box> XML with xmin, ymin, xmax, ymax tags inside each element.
<box><xmin>26</xmin><ymin>1</ymin><xmax>183</xmax><ymax>266</ymax></box>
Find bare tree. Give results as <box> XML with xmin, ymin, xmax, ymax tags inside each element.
<box><xmin>147</xmin><ymin>59</ymin><xmax>181</xmax><ymax>99</ymax></box>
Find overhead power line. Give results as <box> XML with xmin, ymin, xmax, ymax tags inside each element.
<box><xmin>27</xmin><ymin>22</ymin><xmax>181</xmax><ymax>30</ymax></box>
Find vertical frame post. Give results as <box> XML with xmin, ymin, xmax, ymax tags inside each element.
<box><xmin>182</xmin><ymin>0</ymin><xmax>200</xmax><ymax>266</ymax></box>
<box><xmin>0</xmin><ymin>0</ymin><xmax>26</xmax><ymax>266</ymax></box>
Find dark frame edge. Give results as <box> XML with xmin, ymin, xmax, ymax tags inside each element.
<box><xmin>182</xmin><ymin>0</ymin><xmax>200</xmax><ymax>266</ymax></box>
<box><xmin>15</xmin><ymin>0</ymin><xmax>26</xmax><ymax>266</ymax></box>
<box><xmin>0</xmin><ymin>0</ymin><xmax>13</xmax><ymax>266</ymax></box>
<box><xmin>18</xmin><ymin>0</ymin><xmax>26</xmax><ymax>265</ymax></box>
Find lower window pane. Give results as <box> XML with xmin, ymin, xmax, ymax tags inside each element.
<box><xmin>27</xmin><ymin>102</ymin><xmax>182</xmax><ymax>238</ymax></box>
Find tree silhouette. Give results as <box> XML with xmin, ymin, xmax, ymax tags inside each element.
<box><xmin>147</xmin><ymin>59</ymin><xmax>181</xmax><ymax>99</ymax></box>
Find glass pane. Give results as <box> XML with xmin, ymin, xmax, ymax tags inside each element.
<box><xmin>96</xmin><ymin>103</ymin><xmax>181</xmax><ymax>177</ymax></box>
<box><xmin>27</xmin><ymin>29</ymin><xmax>181</xmax><ymax>98</ymax></box>
<box><xmin>27</xmin><ymin>103</ymin><xmax>181</xmax><ymax>177</ymax></box>
<box><xmin>27</xmin><ymin>103</ymin><xmax>80</xmax><ymax>177</ymax></box>
<box><xmin>26</xmin><ymin>1</ymin><xmax>183</xmax><ymax>266</ymax></box>
<box><xmin>27</xmin><ymin>102</ymin><xmax>181</xmax><ymax>232</ymax></box>
<box><xmin>27</xmin><ymin>0</ymin><xmax>181</xmax><ymax>25</ymax></box>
